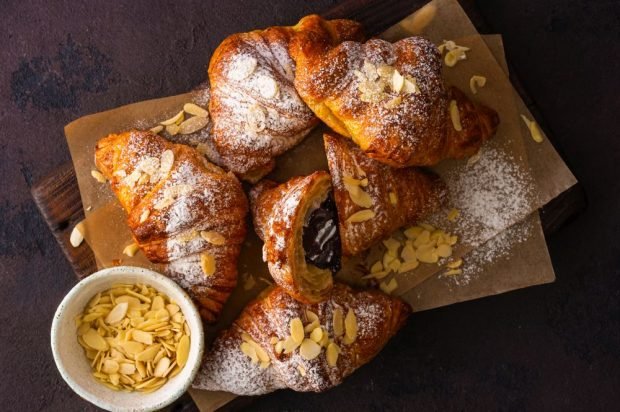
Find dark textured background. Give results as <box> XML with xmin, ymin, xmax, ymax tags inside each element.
<box><xmin>1</xmin><ymin>0</ymin><xmax>619</xmax><ymax>410</ymax></box>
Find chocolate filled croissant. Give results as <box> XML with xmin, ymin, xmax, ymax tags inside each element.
<box><xmin>250</xmin><ymin>171</ymin><xmax>339</xmax><ymax>303</ymax></box>
<box><xmin>193</xmin><ymin>283</ymin><xmax>411</xmax><ymax>395</ymax></box>
<box><xmin>290</xmin><ymin>33</ymin><xmax>499</xmax><ymax>167</ymax></box>
<box><xmin>208</xmin><ymin>15</ymin><xmax>364</xmax><ymax>182</ymax></box>
<box><xmin>324</xmin><ymin>132</ymin><xmax>447</xmax><ymax>256</ymax></box>
<box><xmin>94</xmin><ymin>131</ymin><xmax>248</xmax><ymax>321</ymax></box>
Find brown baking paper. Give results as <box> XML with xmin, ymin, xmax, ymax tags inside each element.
<box><xmin>63</xmin><ymin>0</ymin><xmax>576</xmax><ymax>409</ymax></box>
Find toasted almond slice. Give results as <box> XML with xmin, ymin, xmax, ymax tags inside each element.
<box><xmin>70</xmin><ymin>223</ymin><xmax>85</xmax><ymax>248</ymax></box>
<box><xmin>183</xmin><ymin>103</ymin><xmax>209</xmax><ymax>118</ymax></box>
<box><xmin>520</xmin><ymin>114</ymin><xmax>544</xmax><ymax>143</ymax></box>
<box><xmin>384</xmin><ymin>95</ymin><xmax>402</xmax><ymax>109</ymax></box>
<box><xmin>229</xmin><ymin>55</ymin><xmax>258</xmax><ymax>80</ymax></box>
<box><xmin>449</xmin><ymin>99</ymin><xmax>462</xmax><ymax>131</ymax></box>
<box><xmin>447</xmin><ymin>208</ymin><xmax>460</xmax><ymax>222</ymax></box>
<box><xmin>401</xmin><ymin>242</ymin><xmax>417</xmax><ymax>262</ymax></box>
<box><xmin>413</xmin><ymin>230</ymin><xmax>431</xmax><ymax>247</ymax></box>
<box><xmin>123</xmin><ymin>243</ymin><xmax>139</xmax><ymax>257</ymax></box>
<box><xmin>139</xmin><ymin>209</ymin><xmax>150</xmax><ymax>223</ymax></box>
<box><xmin>160</xmin><ymin>110</ymin><xmax>185</xmax><ymax>126</ymax></box>
<box><xmin>389</xmin><ymin>191</ymin><xmax>398</xmax><ymax>205</ymax></box>
<box><xmin>344</xmin><ymin>309</ymin><xmax>358</xmax><ymax>342</ymax></box>
<box><xmin>398</xmin><ymin>259</ymin><xmax>420</xmax><ymax>273</ymax></box>
<box><xmin>102</xmin><ymin>359</ymin><xmax>120</xmax><ymax>374</ymax></box>
<box><xmin>403</xmin><ymin>76</ymin><xmax>420</xmax><ymax>94</ymax></box>
<box><xmin>391</xmin><ymin>70</ymin><xmax>405</xmax><ymax>93</ymax></box>
<box><xmin>380</xmin><ymin>278</ymin><xmax>398</xmax><ymax>294</ymax></box>
<box><xmin>200</xmin><ymin>252</ymin><xmax>216</xmax><ymax>276</ymax></box>
<box><xmin>370</xmin><ymin>261</ymin><xmax>383</xmax><ymax>274</ymax></box>
<box><xmin>178</xmin><ymin>115</ymin><xmax>209</xmax><ymax>135</ymax></box>
<box><xmin>91</xmin><ymin>170</ymin><xmax>106</xmax><ymax>183</ymax></box>
<box><xmin>382</xmin><ymin>237</ymin><xmax>401</xmax><ymax>256</ymax></box>
<box><xmin>165</xmin><ymin>124</ymin><xmax>180</xmax><ymax>136</ymax></box>
<box><xmin>132</xmin><ymin>330</ymin><xmax>153</xmax><ymax>345</ymax></box>
<box><xmin>445</xmin><ymin>268</ymin><xmax>463</xmax><ymax>276</ymax></box>
<box><xmin>305</xmin><ymin>310</ymin><xmax>319</xmax><ymax>324</ymax></box>
<box><xmin>282</xmin><ymin>336</ymin><xmax>301</xmax><ymax>354</ymax></box>
<box><xmin>404</xmin><ymin>226</ymin><xmax>424</xmax><ymax>240</ymax></box>
<box><xmin>176</xmin><ymin>335</ymin><xmax>190</xmax><ymax>368</ymax></box>
<box><xmin>447</xmin><ymin>258</ymin><xmax>463</xmax><ymax>269</ymax></box>
<box><xmin>332</xmin><ymin>308</ymin><xmax>344</xmax><ymax>337</ymax></box>
<box><xmin>247</xmin><ymin>104</ymin><xmax>267</xmax><ymax>133</ymax></box>
<box><xmin>290</xmin><ymin>318</ymin><xmax>305</xmax><ymax>344</ymax></box>
<box><xmin>252</xmin><ymin>343</ymin><xmax>270</xmax><ymax>364</ymax></box>
<box><xmin>469</xmin><ymin>75</ymin><xmax>487</xmax><ymax>94</ymax></box>
<box><xmin>274</xmin><ymin>340</ymin><xmax>284</xmax><ymax>355</ymax></box>
<box><xmin>416</xmin><ymin>244</ymin><xmax>439</xmax><ymax>263</ymax></box>
<box><xmin>349</xmin><ymin>187</ymin><xmax>373</xmax><ymax>208</ymax></box>
<box><xmin>83</xmin><ymin>328</ymin><xmax>109</xmax><ymax>351</ymax></box>
<box><xmin>153</xmin><ymin>357</ymin><xmax>171</xmax><ymax>377</ymax></box>
<box><xmin>310</xmin><ymin>327</ymin><xmax>323</xmax><ymax>343</ymax></box>
<box><xmin>444</xmin><ymin>49</ymin><xmax>467</xmax><ymax>67</ymax></box>
<box><xmin>436</xmin><ymin>244</ymin><xmax>453</xmax><ymax>258</ymax></box>
<box><xmin>200</xmin><ymin>230</ymin><xmax>226</xmax><ymax>245</ymax></box>
<box><xmin>299</xmin><ymin>338</ymin><xmax>322</xmax><ymax>360</ymax></box>
<box><xmin>165</xmin><ymin>304</ymin><xmax>180</xmax><ymax>316</ymax></box>
<box><xmin>150</xmin><ymin>125</ymin><xmax>164</xmax><ymax>134</ymax></box>
<box><xmin>151</xmin><ymin>296</ymin><xmax>164</xmax><ymax>311</ymax></box>
<box><xmin>346</xmin><ymin>209</ymin><xmax>375</xmax><ymax>223</ymax></box>
<box><xmin>269</xmin><ymin>337</ymin><xmax>279</xmax><ymax>345</ymax></box>
<box><xmin>297</xmin><ymin>365</ymin><xmax>306</xmax><ymax>377</ymax></box>
<box><xmin>326</xmin><ymin>342</ymin><xmax>340</xmax><ymax>366</ymax></box>
<box><xmin>105</xmin><ymin>302</ymin><xmax>129</xmax><ymax>325</ymax></box>
<box><xmin>135</xmin><ymin>344</ymin><xmax>161</xmax><ymax>362</ymax></box>
<box><xmin>304</xmin><ymin>320</ymin><xmax>320</xmax><ymax>334</ymax></box>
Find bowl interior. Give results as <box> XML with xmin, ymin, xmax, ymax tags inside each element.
<box><xmin>51</xmin><ymin>266</ymin><xmax>204</xmax><ymax>412</ymax></box>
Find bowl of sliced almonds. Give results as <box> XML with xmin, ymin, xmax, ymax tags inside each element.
<box><xmin>51</xmin><ymin>266</ymin><xmax>204</xmax><ymax>412</ymax></box>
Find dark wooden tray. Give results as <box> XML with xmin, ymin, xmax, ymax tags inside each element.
<box><xmin>31</xmin><ymin>0</ymin><xmax>585</xmax><ymax>410</ymax></box>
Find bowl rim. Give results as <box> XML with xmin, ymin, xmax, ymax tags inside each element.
<box><xmin>50</xmin><ymin>265</ymin><xmax>204</xmax><ymax>412</ymax></box>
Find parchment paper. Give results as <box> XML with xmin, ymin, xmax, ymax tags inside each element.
<box><xmin>63</xmin><ymin>0</ymin><xmax>577</xmax><ymax>409</ymax></box>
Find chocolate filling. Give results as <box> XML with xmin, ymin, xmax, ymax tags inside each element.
<box><xmin>302</xmin><ymin>193</ymin><xmax>341</xmax><ymax>272</ymax></box>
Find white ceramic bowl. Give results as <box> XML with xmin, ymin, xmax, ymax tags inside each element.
<box><xmin>51</xmin><ymin>266</ymin><xmax>204</xmax><ymax>412</ymax></box>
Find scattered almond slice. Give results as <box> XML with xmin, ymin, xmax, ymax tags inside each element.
<box><xmin>380</xmin><ymin>278</ymin><xmax>398</xmax><ymax>295</ymax></box>
<box><xmin>160</xmin><ymin>110</ymin><xmax>185</xmax><ymax>126</ymax></box>
<box><xmin>258</xmin><ymin>76</ymin><xmax>279</xmax><ymax>99</ymax></box>
<box><xmin>123</xmin><ymin>243</ymin><xmax>140</xmax><ymax>257</ymax></box>
<box><xmin>332</xmin><ymin>308</ymin><xmax>344</xmax><ymax>337</ymax></box>
<box><xmin>70</xmin><ymin>222</ymin><xmax>85</xmax><ymax>248</ymax></box>
<box><xmin>200</xmin><ymin>230</ymin><xmax>226</xmax><ymax>245</ymax></box>
<box><xmin>326</xmin><ymin>342</ymin><xmax>340</xmax><ymax>366</ymax></box>
<box><xmin>310</xmin><ymin>327</ymin><xmax>323</xmax><ymax>343</ymax></box>
<box><xmin>344</xmin><ymin>309</ymin><xmax>357</xmax><ymax>342</ymax></box>
<box><xmin>467</xmin><ymin>150</ymin><xmax>481</xmax><ymax>166</ymax></box>
<box><xmin>299</xmin><ymin>339</ymin><xmax>321</xmax><ymax>360</ymax></box>
<box><xmin>139</xmin><ymin>209</ymin><xmax>150</xmax><ymax>224</ymax></box>
<box><xmin>391</xmin><ymin>70</ymin><xmax>405</xmax><ymax>93</ymax></box>
<box><xmin>403</xmin><ymin>76</ymin><xmax>420</xmax><ymax>94</ymax></box>
<box><xmin>388</xmin><ymin>191</ymin><xmax>398</xmax><ymax>205</ymax></box>
<box><xmin>449</xmin><ymin>99</ymin><xmax>462</xmax><ymax>131</ymax></box>
<box><xmin>200</xmin><ymin>252</ymin><xmax>216</xmax><ymax>276</ymax></box>
<box><xmin>105</xmin><ymin>302</ymin><xmax>128</xmax><ymax>325</ymax></box>
<box><xmin>447</xmin><ymin>258</ymin><xmax>463</xmax><ymax>269</ymax></box>
<box><xmin>290</xmin><ymin>318</ymin><xmax>305</xmax><ymax>344</ymax></box>
<box><xmin>520</xmin><ymin>114</ymin><xmax>544</xmax><ymax>143</ymax></box>
<box><xmin>179</xmin><ymin>115</ymin><xmax>209</xmax><ymax>135</ymax></box>
<box><xmin>297</xmin><ymin>365</ymin><xmax>306</xmax><ymax>377</ymax></box>
<box><xmin>346</xmin><ymin>209</ymin><xmax>375</xmax><ymax>223</ymax></box>
<box><xmin>447</xmin><ymin>208</ymin><xmax>460</xmax><ymax>222</ymax></box>
<box><xmin>166</xmin><ymin>124</ymin><xmax>180</xmax><ymax>136</ymax></box>
<box><xmin>445</xmin><ymin>268</ymin><xmax>463</xmax><ymax>276</ymax></box>
<box><xmin>150</xmin><ymin>125</ymin><xmax>164</xmax><ymax>134</ymax></box>
<box><xmin>469</xmin><ymin>75</ymin><xmax>487</xmax><ymax>94</ymax></box>
<box><xmin>91</xmin><ymin>170</ymin><xmax>106</xmax><ymax>183</ymax></box>
<box><xmin>247</xmin><ymin>104</ymin><xmax>267</xmax><ymax>133</ymax></box>
<box><xmin>183</xmin><ymin>103</ymin><xmax>209</xmax><ymax>118</ymax></box>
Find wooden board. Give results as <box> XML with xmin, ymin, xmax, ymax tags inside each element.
<box><xmin>30</xmin><ymin>0</ymin><xmax>585</xmax><ymax>410</ymax></box>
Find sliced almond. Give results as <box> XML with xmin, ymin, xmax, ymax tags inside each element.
<box><xmin>183</xmin><ymin>103</ymin><xmax>209</xmax><ymax>118</ymax></box>
<box><xmin>305</xmin><ymin>310</ymin><xmax>319</xmax><ymax>324</ymax></box>
<box><xmin>159</xmin><ymin>150</ymin><xmax>174</xmax><ymax>175</ymax></box>
<box><xmin>247</xmin><ymin>104</ymin><xmax>267</xmax><ymax>133</ymax></box>
<box><xmin>344</xmin><ymin>309</ymin><xmax>358</xmax><ymax>342</ymax></box>
<box><xmin>389</xmin><ymin>191</ymin><xmax>398</xmax><ymax>205</ymax></box>
<box><xmin>469</xmin><ymin>75</ymin><xmax>487</xmax><ymax>94</ymax></box>
<box><xmin>447</xmin><ymin>258</ymin><xmax>463</xmax><ymax>269</ymax></box>
<box><xmin>176</xmin><ymin>335</ymin><xmax>190</xmax><ymax>368</ymax></box>
<box><xmin>70</xmin><ymin>223</ymin><xmax>85</xmax><ymax>248</ymax></box>
<box><xmin>310</xmin><ymin>327</ymin><xmax>323</xmax><ymax>343</ymax></box>
<box><xmin>297</xmin><ymin>365</ymin><xmax>306</xmax><ymax>377</ymax></box>
<box><xmin>447</xmin><ymin>208</ymin><xmax>460</xmax><ymax>221</ymax></box>
<box><xmin>520</xmin><ymin>114</ymin><xmax>544</xmax><ymax>143</ymax></box>
<box><xmin>290</xmin><ymin>318</ymin><xmax>305</xmax><ymax>345</ymax></box>
<box><xmin>384</xmin><ymin>95</ymin><xmax>402</xmax><ymax>109</ymax></box>
<box><xmin>326</xmin><ymin>342</ymin><xmax>340</xmax><ymax>366</ymax></box>
<box><xmin>449</xmin><ymin>99</ymin><xmax>462</xmax><ymax>131</ymax></box>
<box><xmin>139</xmin><ymin>210</ymin><xmax>150</xmax><ymax>223</ymax></box>
<box><xmin>445</xmin><ymin>269</ymin><xmax>463</xmax><ymax>276</ymax></box>
<box><xmin>416</xmin><ymin>244</ymin><xmax>439</xmax><ymax>263</ymax></box>
<box><xmin>153</xmin><ymin>357</ymin><xmax>171</xmax><ymax>377</ymax></box>
<box><xmin>436</xmin><ymin>244</ymin><xmax>453</xmax><ymax>258</ymax></box>
<box><xmin>91</xmin><ymin>170</ymin><xmax>106</xmax><ymax>183</ymax></box>
<box><xmin>166</xmin><ymin>124</ymin><xmax>180</xmax><ymax>136</ymax></box>
<box><xmin>370</xmin><ymin>261</ymin><xmax>383</xmax><ymax>274</ymax></box>
<box><xmin>282</xmin><ymin>336</ymin><xmax>301</xmax><ymax>354</ymax></box>
<box><xmin>332</xmin><ymin>308</ymin><xmax>344</xmax><ymax>337</ymax></box>
<box><xmin>391</xmin><ymin>69</ymin><xmax>405</xmax><ymax>93</ymax></box>
<box><xmin>404</xmin><ymin>226</ymin><xmax>424</xmax><ymax>240</ymax></box>
<box><xmin>346</xmin><ymin>209</ymin><xmax>375</xmax><ymax>223</ymax></box>
<box><xmin>119</xmin><ymin>363</ymin><xmax>136</xmax><ymax>375</ymax></box>
<box><xmin>380</xmin><ymin>278</ymin><xmax>399</xmax><ymax>294</ymax></box>
<box><xmin>102</xmin><ymin>359</ymin><xmax>120</xmax><ymax>374</ymax></box>
<box><xmin>83</xmin><ymin>329</ymin><xmax>109</xmax><ymax>351</ymax></box>
<box><xmin>105</xmin><ymin>302</ymin><xmax>129</xmax><ymax>325</ymax></box>
<box><xmin>123</xmin><ymin>243</ymin><xmax>140</xmax><ymax>257</ymax></box>
<box><xmin>403</xmin><ymin>76</ymin><xmax>420</xmax><ymax>94</ymax></box>
<box><xmin>178</xmin><ymin>115</ymin><xmax>209</xmax><ymax>135</ymax></box>
<box><xmin>200</xmin><ymin>252</ymin><xmax>216</xmax><ymax>276</ymax></box>
<box><xmin>150</xmin><ymin>125</ymin><xmax>164</xmax><ymax>134</ymax></box>
<box><xmin>398</xmin><ymin>259</ymin><xmax>420</xmax><ymax>273</ymax></box>
<box><xmin>299</xmin><ymin>338</ymin><xmax>321</xmax><ymax>360</ymax></box>
<box><xmin>132</xmin><ymin>330</ymin><xmax>153</xmax><ymax>345</ymax></box>
<box><xmin>240</xmin><ymin>342</ymin><xmax>258</xmax><ymax>363</ymax></box>
<box><xmin>258</xmin><ymin>76</ymin><xmax>279</xmax><ymax>99</ymax></box>
<box><xmin>160</xmin><ymin>110</ymin><xmax>185</xmax><ymax>126</ymax></box>
<box><xmin>135</xmin><ymin>344</ymin><xmax>160</xmax><ymax>362</ymax></box>
<box><xmin>200</xmin><ymin>231</ymin><xmax>226</xmax><ymax>245</ymax></box>
<box><xmin>274</xmin><ymin>340</ymin><xmax>284</xmax><ymax>355</ymax></box>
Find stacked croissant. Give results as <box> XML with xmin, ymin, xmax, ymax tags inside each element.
<box><xmin>95</xmin><ymin>15</ymin><xmax>498</xmax><ymax>395</ymax></box>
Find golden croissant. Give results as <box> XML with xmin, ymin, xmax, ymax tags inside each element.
<box><xmin>94</xmin><ymin>130</ymin><xmax>248</xmax><ymax>321</ymax></box>
<box><xmin>290</xmin><ymin>31</ymin><xmax>499</xmax><ymax>167</ymax></box>
<box><xmin>193</xmin><ymin>283</ymin><xmax>411</xmax><ymax>395</ymax></box>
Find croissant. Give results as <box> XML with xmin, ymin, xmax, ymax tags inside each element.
<box><xmin>208</xmin><ymin>15</ymin><xmax>364</xmax><ymax>182</ymax></box>
<box><xmin>324</xmin><ymin>132</ymin><xmax>447</xmax><ymax>256</ymax></box>
<box><xmin>250</xmin><ymin>171</ymin><xmax>338</xmax><ymax>303</ymax></box>
<box><xmin>193</xmin><ymin>283</ymin><xmax>411</xmax><ymax>395</ymax></box>
<box><xmin>94</xmin><ymin>130</ymin><xmax>248</xmax><ymax>321</ymax></box>
<box><xmin>290</xmin><ymin>33</ymin><xmax>499</xmax><ymax>167</ymax></box>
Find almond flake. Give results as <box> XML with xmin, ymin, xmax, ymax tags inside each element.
<box><xmin>183</xmin><ymin>103</ymin><xmax>209</xmax><ymax>118</ymax></box>
<box><xmin>447</xmin><ymin>258</ymin><xmax>463</xmax><ymax>269</ymax></box>
<box><xmin>166</xmin><ymin>124</ymin><xmax>180</xmax><ymax>136</ymax></box>
<box><xmin>469</xmin><ymin>75</ymin><xmax>487</xmax><ymax>94</ymax></box>
<box><xmin>384</xmin><ymin>95</ymin><xmax>402</xmax><ymax>109</ymax></box>
<box><xmin>178</xmin><ymin>115</ymin><xmax>209</xmax><ymax>135</ymax></box>
<box><xmin>326</xmin><ymin>342</ymin><xmax>340</xmax><ymax>366</ymax></box>
<box><xmin>305</xmin><ymin>310</ymin><xmax>319</xmax><ymax>323</ymax></box>
<box><xmin>200</xmin><ymin>231</ymin><xmax>226</xmax><ymax>245</ymax></box>
<box><xmin>346</xmin><ymin>209</ymin><xmax>375</xmax><ymax>223</ymax></box>
<box><xmin>200</xmin><ymin>252</ymin><xmax>216</xmax><ymax>276</ymax></box>
<box><xmin>150</xmin><ymin>125</ymin><xmax>164</xmax><ymax>134</ymax></box>
<box><xmin>297</xmin><ymin>365</ymin><xmax>306</xmax><ymax>377</ymax></box>
<box><xmin>398</xmin><ymin>259</ymin><xmax>419</xmax><ymax>273</ymax></box>
<box><xmin>520</xmin><ymin>114</ymin><xmax>544</xmax><ymax>143</ymax></box>
<box><xmin>154</xmin><ymin>357</ymin><xmax>171</xmax><ymax>377</ymax></box>
<box><xmin>240</xmin><ymin>342</ymin><xmax>258</xmax><ymax>363</ymax></box>
<box><xmin>332</xmin><ymin>308</ymin><xmax>344</xmax><ymax>337</ymax></box>
<box><xmin>447</xmin><ymin>208</ymin><xmax>460</xmax><ymax>221</ymax></box>
<box><xmin>91</xmin><ymin>170</ymin><xmax>106</xmax><ymax>183</ymax></box>
<box><xmin>310</xmin><ymin>327</ymin><xmax>323</xmax><ymax>343</ymax></box>
<box><xmin>83</xmin><ymin>328</ymin><xmax>109</xmax><ymax>351</ymax></box>
<box><xmin>132</xmin><ymin>330</ymin><xmax>153</xmax><ymax>345</ymax></box>
<box><xmin>380</xmin><ymin>278</ymin><xmax>398</xmax><ymax>294</ymax></box>
<box><xmin>403</xmin><ymin>76</ymin><xmax>420</xmax><ymax>94</ymax></box>
<box><xmin>344</xmin><ymin>309</ymin><xmax>357</xmax><ymax>342</ymax></box>
<box><xmin>389</xmin><ymin>191</ymin><xmax>398</xmax><ymax>205</ymax></box>
<box><xmin>70</xmin><ymin>223</ymin><xmax>85</xmax><ymax>248</ymax></box>
<box><xmin>445</xmin><ymin>269</ymin><xmax>463</xmax><ymax>276</ymax></box>
<box><xmin>467</xmin><ymin>150</ymin><xmax>482</xmax><ymax>166</ymax></box>
<box><xmin>391</xmin><ymin>70</ymin><xmax>405</xmax><ymax>93</ymax></box>
<box><xmin>299</xmin><ymin>339</ymin><xmax>321</xmax><ymax>360</ymax></box>
<box><xmin>247</xmin><ymin>104</ymin><xmax>267</xmax><ymax>133</ymax></box>
<box><xmin>449</xmin><ymin>100</ymin><xmax>462</xmax><ymax>131</ymax></box>
<box><xmin>444</xmin><ymin>49</ymin><xmax>467</xmax><ymax>67</ymax></box>
<box><xmin>123</xmin><ymin>243</ymin><xmax>140</xmax><ymax>257</ymax></box>
<box><xmin>105</xmin><ymin>302</ymin><xmax>128</xmax><ymax>325</ymax></box>
<box><xmin>282</xmin><ymin>336</ymin><xmax>301</xmax><ymax>354</ymax></box>
<box><xmin>228</xmin><ymin>55</ymin><xmax>257</xmax><ymax>81</ymax></box>
<box><xmin>258</xmin><ymin>76</ymin><xmax>279</xmax><ymax>99</ymax></box>
<box><xmin>290</xmin><ymin>318</ymin><xmax>305</xmax><ymax>345</ymax></box>
<box><xmin>370</xmin><ymin>261</ymin><xmax>383</xmax><ymax>273</ymax></box>
<box><xmin>159</xmin><ymin>150</ymin><xmax>174</xmax><ymax>174</ymax></box>
<box><xmin>160</xmin><ymin>110</ymin><xmax>185</xmax><ymax>126</ymax></box>
<box><xmin>139</xmin><ymin>209</ymin><xmax>150</xmax><ymax>223</ymax></box>
<box><xmin>176</xmin><ymin>335</ymin><xmax>190</xmax><ymax>367</ymax></box>
<box><xmin>436</xmin><ymin>243</ymin><xmax>453</xmax><ymax>258</ymax></box>
<box><xmin>404</xmin><ymin>226</ymin><xmax>424</xmax><ymax>240</ymax></box>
